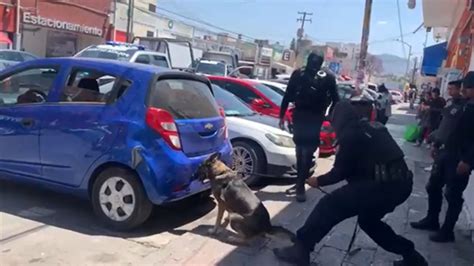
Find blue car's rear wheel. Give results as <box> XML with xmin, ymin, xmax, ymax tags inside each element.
<box><xmin>91</xmin><ymin>167</ymin><xmax>152</xmax><ymax>230</ymax></box>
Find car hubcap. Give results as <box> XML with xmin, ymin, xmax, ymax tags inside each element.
<box><xmin>232</xmin><ymin>146</ymin><xmax>254</xmax><ymax>180</ymax></box>
<box><xmin>99</xmin><ymin>177</ymin><xmax>135</xmax><ymax>222</ymax></box>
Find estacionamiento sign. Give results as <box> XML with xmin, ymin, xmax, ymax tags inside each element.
<box><xmin>23</xmin><ymin>12</ymin><xmax>103</xmax><ymax>37</ymax></box>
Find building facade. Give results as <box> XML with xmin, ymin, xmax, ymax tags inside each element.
<box><xmin>0</xmin><ymin>0</ymin><xmax>16</xmax><ymax>49</ymax></box>
<box><xmin>17</xmin><ymin>0</ymin><xmax>112</xmax><ymax>57</ymax></box>
<box><xmin>422</xmin><ymin>0</ymin><xmax>473</xmax><ymax>75</ymax></box>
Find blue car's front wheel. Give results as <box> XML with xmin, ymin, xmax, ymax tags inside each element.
<box><xmin>91</xmin><ymin>167</ymin><xmax>153</xmax><ymax>230</ymax></box>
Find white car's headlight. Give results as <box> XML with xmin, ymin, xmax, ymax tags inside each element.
<box><xmin>265</xmin><ymin>133</ymin><xmax>295</xmax><ymax>148</ymax></box>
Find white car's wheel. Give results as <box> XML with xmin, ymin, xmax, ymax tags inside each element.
<box><xmin>91</xmin><ymin>167</ymin><xmax>152</xmax><ymax>230</ymax></box>
<box><xmin>232</xmin><ymin>141</ymin><xmax>266</xmax><ymax>186</ymax></box>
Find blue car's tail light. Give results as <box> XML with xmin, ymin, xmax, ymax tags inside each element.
<box><xmin>145</xmin><ymin>108</ymin><xmax>181</xmax><ymax>150</ymax></box>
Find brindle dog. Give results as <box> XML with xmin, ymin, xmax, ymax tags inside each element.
<box><xmin>195</xmin><ymin>153</ymin><xmax>294</xmax><ymax>244</ymax></box>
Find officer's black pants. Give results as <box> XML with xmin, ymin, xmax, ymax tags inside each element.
<box><xmin>297</xmin><ymin>179</ymin><xmax>416</xmax><ymax>256</ymax></box>
<box><xmin>426</xmin><ymin>150</ymin><xmax>470</xmax><ymax>232</ymax></box>
<box><xmin>292</xmin><ymin>110</ymin><xmax>323</xmax><ymax>189</ymax></box>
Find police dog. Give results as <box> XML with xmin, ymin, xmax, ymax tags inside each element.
<box><xmin>195</xmin><ymin>152</ymin><xmax>294</xmax><ymax>245</ymax></box>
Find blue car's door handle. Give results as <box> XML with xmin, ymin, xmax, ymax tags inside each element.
<box><xmin>21</xmin><ymin>118</ymin><xmax>35</xmax><ymax>128</ymax></box>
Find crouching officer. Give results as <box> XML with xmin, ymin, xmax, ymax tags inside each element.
<box><xmin>279</xmin><ymin>52</ymin><xmax>339</xmax><ymax>202</ymax></box>
<box><xmin>273</xmin><ymin>101</ymin><xmax>427</xmax><ymax>266</ymax></box>
<box><xmin>411</xmin><ymin>73</ymin><xmax>474</xmax><ymax>242</ymax></box>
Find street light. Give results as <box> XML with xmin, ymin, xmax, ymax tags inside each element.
<box><xmin>395</xmin><ymin>39</ymin><xmax>412</xmax><ymax>79</ymax></box>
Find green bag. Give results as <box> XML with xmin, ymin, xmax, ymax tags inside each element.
<box><xmin>404</xmin><ymin>124</ymin><xmax>421</xmax><ymax>142</ymax></box>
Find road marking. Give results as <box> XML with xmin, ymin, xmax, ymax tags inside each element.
<box><xmin>0</xmin><ymin>224</ymin><xmax>48</xmax><ymax>244</ymax></box>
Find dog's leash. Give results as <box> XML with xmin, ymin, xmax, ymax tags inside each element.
<box><xmin>236</xmin><ymin>171</ymin><xmax>361</xmax><ymax>263</ymax></box>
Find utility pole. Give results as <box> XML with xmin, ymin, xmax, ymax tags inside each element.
<box><xmin>411</xmin><ymin>56</ymin><xmax>418</xmax><ymax>84</ymax></box>
<box><xmin>295</xmin><ymin>11</ymin><xmax>312</xmax><ymax>66</ymax></box>
<box><xmin>15</xmin><ymin>0</ymin><xmax>21</xmax><ymax>50</ymax></box>
<box><xmin>126</xmin><ymin>0</ymin><xmax>134</xmax><ymax>42</ymax></box>
<box><xmin>357</xmin><ymin>0</ymin><xmax>373</xmax><ymax>89</ymax></box>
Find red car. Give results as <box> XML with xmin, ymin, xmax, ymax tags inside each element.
<box><xmin>209</xmin><ymin>76</ymin><xmax>336</xmax><ymax>156</ymax></box>
<box><xmin>209</xmin><ymin>76</ymin><xmax>292</xmax><ymax>122</ymax></box>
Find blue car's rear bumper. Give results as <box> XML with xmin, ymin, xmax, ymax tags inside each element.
<box><xmin>136</xmin><ymin>140</ymin><xmax>233</xmax><ymax>204</ymax></box>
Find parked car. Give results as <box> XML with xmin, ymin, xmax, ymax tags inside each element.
<box><xmin>250</xmin><ymin>79</ymin><xmax>287</xmax><ymax>96</ymax></box>
<box><xmin>211</xmin><ymin>76</ymin><xmax>338</xmax><ymax>156</ymax></box>
<box><xmin>212</xmin><ymin>84</ymin><xmax>317</xmax><ymax>185</ymax></box>
<box><xmin>209</xmin><ymin>76</ymin><xmax>291</xmax><ymax>122</ymax></box>
<box><xmin>0</xmin><ymin>58</ymin><xmax>232</xmax><ymax>230</ymax></box>
<box><xmin>195</xmin><ymin>60</ymin><xmax>232</xmax><ymax>76</ymax></box>
<box><xmin>75</xmin><ymin>41</ymin><xmax>171</xmax><ymax>68</ymax></box>
<box><xmin>0</xmin><ymin>49</ymin><xmax>38</xmax><ymax>71</ymax></box>
<box><xmin>389</xmin><ymin>89</ymin><xmax>403</xmax><ymax>104</ymax></box>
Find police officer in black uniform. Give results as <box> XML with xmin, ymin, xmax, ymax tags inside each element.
<box><xmin>411</xmin><ymin>73</ymin><xmax>474</xmax><ymax>242</ymax></box>
<box><xmin>279</xmin><ymin>52</ymin><xmax>339</xmax><ymax>202</ymax></box>
<box><xmin>274</xmin><ymin>101</ymin><xmax>427</xmax><ymax>266</ymax></box>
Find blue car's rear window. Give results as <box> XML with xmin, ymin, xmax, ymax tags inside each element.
<box><xmin>147</xmin><ymin>79</ymin><xmax>220</xmax><ymax>119</ymax></box>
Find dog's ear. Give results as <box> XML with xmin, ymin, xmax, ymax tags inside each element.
<box><xmin>208</xmin><ymin>152</ymin><xmax>221</xmax><ymax>163</ymax></box>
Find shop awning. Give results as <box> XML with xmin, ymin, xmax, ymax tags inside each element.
<box><xmin>0</xmin><ymin>32</ymin><xmax>12</xmax><ymax>44</ymax></box>
<box><xmin>421</xmin><ymin>42</ymin><xmax>447</xmax><ymax>76</ymax></box>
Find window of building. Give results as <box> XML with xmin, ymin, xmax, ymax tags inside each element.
<box><xmin>148</xmin><ymin>3</ymin><xmax>156</xmax><ymax>12</ymax></box>
<box><xmin>146</xmin><ymin>30</ymin><xmax>154</xmax><ymax>37</ymax></box>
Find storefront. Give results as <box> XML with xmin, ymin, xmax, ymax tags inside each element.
<box><xmin>444</xmin><ymin>2</ymin><xmax>473</xmax><ymax>74</ymax></box>
<box><xmin>0</xmin><ymin>2</ymin><xmax>15</xmax><ymax>49</ymax></box>
<box><xmin>20</xmin><ymin>0</ymin><xmax>111</xmax><ymax>57</ymax></box>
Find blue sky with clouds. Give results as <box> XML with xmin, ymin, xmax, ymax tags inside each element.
<box><xmin>159</xmin><ymin>0</ymin><xmax>435</xmax><ymax>59</ymax></box>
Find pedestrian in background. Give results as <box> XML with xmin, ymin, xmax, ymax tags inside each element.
<box><xmin>415</xmin><ymin>92</ymin><xmax>432</xmax><ymax>146</ymax></box>
<box><xmin>411</xmin><ymin>74</ymin><xmax>474</xmax><ymax>243</ymax></box>
<box><xmin>279</xmin><ymin>52</ymin><xmax>339</xmax><ymax>202</ymax></box>
<box><xmin>377</xmin><ymin>83</ymin><xmax>392</xmax><ymax>125</ymax></box>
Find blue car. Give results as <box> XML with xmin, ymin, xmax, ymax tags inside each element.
<box><xmin>0</xmin><ymin>58</ymin><xmax>232</xmax><ymax>229</ymax></box>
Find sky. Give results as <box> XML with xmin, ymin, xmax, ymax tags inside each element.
<box><xmin>158</xmin><ymin>0</ymin><xmax>436</xmax><ymax>60</ymax></box>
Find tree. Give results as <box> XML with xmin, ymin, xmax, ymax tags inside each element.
<box><xmin>366</xmin><ymin>54</ymin><xmax>384</xmax><ymax>75</ymax></box>
<box><xmin>290</xmin><ymin>38</ymin><xmax>296</xmax><ymax>51</ymax></box>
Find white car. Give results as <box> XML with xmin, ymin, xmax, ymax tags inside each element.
<box><xmin>250</xmin><ymin>79</ymin><xmax>287</xmax><ymax>96</ymax></box>
<box><xmin>195</xmin><ymin>60</ymin><xmax>232</xmax><ymax>76</ymax></box>
<box><xmin>0</xmin><ymin>49</ymin><xmax>38</xmax><ymax>71</ymax></box>
<box><xmin>75</xmin><ymin>41</ymin><xmax>171</xmax><ymax>68</ymax></box>
<box><xmin>276</xmin><ymin>73</ymin><xmax>291</xmax><ymax>82</ymax></box>
<box><xmin>389</xmin><ymin>90</ymin><xmax>403</xmax><ymax>103</ymax></box>
<box><xmin>213</xmin><ymin>85</ymin><xmax>318</xmax><ymax>185</ymax></box>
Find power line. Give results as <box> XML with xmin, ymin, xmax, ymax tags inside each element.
<box><xmin>157</xmin><ymin>6</ymin><xmax>257</xmax><ymax>41</ymax></box>
<box><xmin>396</xmin><ymin>0</ymin><xmax>406</xmax><ymax>57</ymax></box>
<box><xmin>297</xmin><ymin>11</ymin><xmax>313</xmax><ymax>33</ymax></box>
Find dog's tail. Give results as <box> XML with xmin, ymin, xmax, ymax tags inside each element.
<box><xmin>265</xmin><ymin>225</ymin><xmax>296</xmax><ymax>241</ymax></box>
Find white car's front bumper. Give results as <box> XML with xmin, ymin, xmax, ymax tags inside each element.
<box><xmin>262</xmin><ymin>138</ymin><xmax>319</xmax><ymax>178</ymax></box>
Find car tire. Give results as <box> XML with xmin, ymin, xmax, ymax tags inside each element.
<box><xmin>232</xmin><ymin>141</ymin><xmax>266</xmax><ymax>187</ymax></box>
<box><xmin>91</xmin><ymin>167</ymin><xmax>153</xmax><ymax>231</ymax></box>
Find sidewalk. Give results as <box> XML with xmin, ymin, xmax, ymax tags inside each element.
<box><xmin>1</xmin><ymin>104</ymin><xmax>473</xmax><ymax>265</ymax></box>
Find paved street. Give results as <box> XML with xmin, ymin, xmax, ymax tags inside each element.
<box><xmin>1</xmin><ymin>104</ymin><xmax>473</xmax><ymax>266</ymax></box>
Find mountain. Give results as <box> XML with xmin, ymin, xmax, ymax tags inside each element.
<box><xmin>375</xmin><ymin>54</ymin><xmax>409</xmax><ymax>76</ymax></box>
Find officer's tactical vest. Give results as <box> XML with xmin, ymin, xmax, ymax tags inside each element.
<box><xmin>432</xmin><ymin>98</ymin><xmax>465</xmax><ymax>145</ymax></box>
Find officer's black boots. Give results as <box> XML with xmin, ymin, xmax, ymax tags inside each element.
<box><xmin>410</xmin><ymin>216</ymin><xmax>440</xmax><ymax>231</ymax></box>
<box><xmin>272</xmin><ymin>242</ymin><xmax>310</xmax><ymax>266</ymax></box>
<box><xmin>429</xmin><ymin>230</ymin><xmax>455</xmax><ymax>243</ymax></box>
<box><xmin>393</xmin><ymin>250</ymin><xmax>428</xmax><ymax>266</ymax></box>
